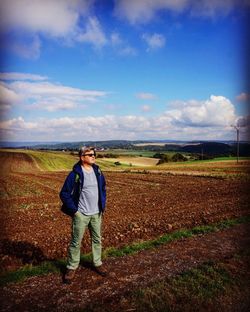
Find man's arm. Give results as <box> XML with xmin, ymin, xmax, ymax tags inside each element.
<box><xmin>59</xmin><ymin>171</ymin><xmax>78</xmax><ymax>214</ymax></box>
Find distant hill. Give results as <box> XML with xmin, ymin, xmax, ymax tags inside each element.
<box><xmin>181</xmin><ymin>142</ymin><xmax>232</xmax><ymax>156</ymax></box>
<box><xmin>0</xmin><ymin>141</ymin><xmax>60</xmax><ymax>148</ymax></box>
<box><xmin>1</xmin><ymin>139</ymin><xmax>188</xmax><ymax>150</ymax></box>
<box><xmin>30</xmin><ymin>140</ymin><xmax>136</xmax><ymax>150</ymax></box>
<box><xmin>1</xmin><ymin>140</ymin><xmax>249</xmax><ymax>157</ymax></box>
<box><xmin>133</xmin><ymin>141</ymin><xmax>250</xmax><ymax>157</ymax></box>
<box><xmin>164</xmin><ymin>142</ymin><xmax>250</xmax><ymax>157</ymax></box>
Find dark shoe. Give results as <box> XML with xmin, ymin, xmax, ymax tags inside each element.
<box><xmin>93</xmin><ymin>265</ymin><xmax>108</xmax><ymax>277</ymax></box>
<box><xmin>64</xmin><ymin>269</ymin><xmax>76</xmax><ymax>284</ymax></box>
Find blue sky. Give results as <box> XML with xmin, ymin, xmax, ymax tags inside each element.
<box><xmin>0</xmin><ymin>0</ymin><xmax>249</xmax><ymax>142</ymax></box>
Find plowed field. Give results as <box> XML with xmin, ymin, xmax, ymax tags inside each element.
<box><xmin>1</xmin><ymin>158</ymin><xmax>249</xmax><ymax>271</ymax></box>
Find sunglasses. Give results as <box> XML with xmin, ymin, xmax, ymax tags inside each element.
<box><xmin>82</xmin><ymin>153</ymin><xmax>96</xmax><ymax>157</ymax></box>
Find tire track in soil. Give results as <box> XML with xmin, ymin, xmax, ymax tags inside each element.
<box><xmin>0</xmin><ymin>223</ymin><xmax>249</xmax><ymax>312</ymax></box>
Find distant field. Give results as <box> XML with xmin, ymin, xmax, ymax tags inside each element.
<box><xmin>100</xmin><ymin>156</ymin><xmax>159</xmax><ymax>167</ymax></box>
<box><xmin>0</xmin><ymin>149</ymin><xmax>249</xmax><ymax>179</ymax></box>
<box><xmin>97</xmin><ymin>149</ymin><xmax>159</xmax><ymax>157</ymax></box>
<box><xmin>153</xmin><ymin>159</ymin><xmax>250</xmax><ymax>179</ymax></box>
<box><xmin>133</xmin><ymin>142</ymin><xmax>201</xmax><ymax>147</ymax></box>
<box><xmin>133</xmin><ymin>143</ymin><xmax>168</xmax><ymax>147</ymax></box>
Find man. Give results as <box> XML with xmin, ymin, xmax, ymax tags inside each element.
<box><xmin>60</xmin><ymin>146</ymin><xmax>107</xmax><ymax>284</ymax></box>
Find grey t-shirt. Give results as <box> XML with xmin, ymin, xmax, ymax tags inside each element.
<box><xmin>78</xmin><ymin>166</ymin><xmax>99</xmax><ymax>215</ymax></box>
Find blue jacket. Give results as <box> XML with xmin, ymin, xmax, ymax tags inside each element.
<box><xmin>60</xmin><ymin>162</ymin><xmax>106</xmax><ymax>216</ymax></box>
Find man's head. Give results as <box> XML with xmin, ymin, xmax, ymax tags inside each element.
<box><xmin>79</xmin><ymin>146</ymin><xmax>96</xmax><ymax>166</ymax></box>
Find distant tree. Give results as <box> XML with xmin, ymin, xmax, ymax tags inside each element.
<box><xmin>154</xmin><ymin>153</ymin><xmax>169</xmax><ymax>165</ymax></box>
<box><xmin>153</xmin><ymin>153</ymin><xmax>163</xmax><ymax>159</ymax></box>
<box><xmin>171</xmin><ymin>153</ymin><xmax>188</xmax><ymax>162</ymax></box>
<box><xmin>103</xmin><ymin>153</ymin><xmax>119</xmax><ymax>158</ymax></box>
<box><xmin>195</xmin><ymin>154</ymin><xmax>214</xmax><ymax>160</ymax></box>
<box><xmin>114</xmin><ymin>161</ymin><xmax>121</xmax><ymax>166</ymax></box>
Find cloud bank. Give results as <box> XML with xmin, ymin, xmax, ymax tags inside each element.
<box><xmin>0</xmin><ymin>72</ymin><xmax>247</xmax><ymax>141</ymax></box>
<box><xmin>0</xmin><ymin>72</ymin><xmax>244</xmax><ymax>142</ymax></box>
<box><xmin>0</xmin><ymin>73</ymin><xmax>108</xmax><ymax>113</ymax></box>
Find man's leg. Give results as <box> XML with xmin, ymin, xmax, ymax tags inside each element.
<box><xmin>67</xmin><ymin>212</ymin><xmax>90</xmax><ymax>270</ymax></box>
<box><xmin>89</xmin><ymin>213</ymin><xmax>102</xmax><ymax>267</ymax></box>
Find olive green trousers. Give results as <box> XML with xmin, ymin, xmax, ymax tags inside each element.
<box><xmin>66</xmin><ymin>212</ymin><xmax>102</xmax><ymax>270</ymax></box>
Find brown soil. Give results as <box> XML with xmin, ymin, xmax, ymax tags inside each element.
<box><xmin>0</xmin><ymin>153</ymin><xmax>249</xmax><ymax>311</ymax></box>
<box><xmin>0</xmin><ymin>224</ymin><xmax>249</xmax><ymax>311</ymax></box>
<box><xmin>0</xmin><ymin>169</ymin><xmax>249</xmax><ymax>271</ymax></box>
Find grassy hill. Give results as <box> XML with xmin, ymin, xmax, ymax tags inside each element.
<box><xmin>27</xmin><ymin>150</ymin><xmax>77</xmax><ymax>171</ymax></box>
<box><xmin>0</xmin><ymin>149</ymin><xmax>77</xmax><ymax>172</ymax></box>
<box><xmin>0</xmin><ymin>149</ymin><xmax>157</xmax><ymax>172</ymax></box>
<box><xmin>1</xmin><ymin>149</ymin><xmax>249</xmax><ymax>179</ymax></box>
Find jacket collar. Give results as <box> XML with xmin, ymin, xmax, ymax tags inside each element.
<box><xmin>73</xmin><ymin>161</ymin><xmax>99</xmax><ymax>176</ymax></box>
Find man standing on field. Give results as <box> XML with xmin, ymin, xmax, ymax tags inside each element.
<box><xmin>60</xmin><ymin>146</ymin><xmax>107</xmax><ymax>284</ymax></box>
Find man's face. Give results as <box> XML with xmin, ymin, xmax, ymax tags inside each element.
<box><xmin>81</xmin><ymin>150</ymin><xmax>96</xmax><ymax>166</ymax></box>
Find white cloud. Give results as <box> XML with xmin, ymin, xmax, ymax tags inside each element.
<box><xmin>9</xmin><ymin>81</ymin><xmax>107</xmax><ymax>100</ymax></box>
<box><xmin>141</xmin><ymin>105</ymin><xmax>152</xmax><ymax>112</ymax></box>
<box><xmin>114</xmin><ymin>0</ymin><xmax>240</xmax><ymax>24</ymax></box>
<box><xmin>118</xmin><ymin>46</ymin><xmax>137</xmax><ymax>56</ymax></box>
<box><xmin>5</xmin><ymin>35</ymin><xmax>41</xmax><ymax>59</ymax></box>
<box><xmin>136</xmin><ymin>92</ymin><xmax>157</xmax><ymax>100</ymax></box>
<box><xmin>0</xmin><ymin>95</ymin><xmax>242</xmax><ymax>141</ymax></box>
<box><xmin>0</xmin><ymin>1</ymin><xmax>108</xmax><ymax>55</ymax></box>
<box><xmin>142</xmin><ymin>33</ymin><xmax>166</xmax><ymax>50</ymax></box>
<box><xmin>76</xmin><ymin>17</ymin><xmax>107</xmax><ymax>47</ymax></box>
<box><xmin>0</xmin><ymin>73</ymin><xmax>109</xmax><ymax>112</ymax></box>
<box><xmin>110</xmin><ymin>32</ymin><xmax>137</xmax><ymax>56</ymax></box>
<box><xmin>0</xmin><ymin>83</ymin><xmax>22</xmax><ymax>112</ymax></box>
<box><xmin>111</xmin><ymin>32</ymin><xmax>123</xmax><ymax>46</ymax></box>
<box><xmin>31</xmin><ymin>99</ymin><xmax>78</xmax><ymax>112</ymax></box>
<box><xmin>190</xmin><ymin>0</ymin><xmax>236</xmax><ymax>18</ymax></box>
<box><xmin>0</xmin><ymin>116</ymin><xmax>37</xmax><ymax>130</ymax></box>
<box><xmin>236</xmin><ymin>92</ymin><xmax>250</xmax><ymax>102</ymax></box>
<box><xmin>0</xmin><ymin>72</ymin><xmax>47</xmax><ymax>81</ymax></box>
<box><xmin>0</xmin><ymin>0</ymin><xmax>90</xmax><ymax>36</ymax></box>
<box><xmin>114</xmin><ymin>0</ymin><xmax>188</xmax><ymax>24</ymax></box>
<box><xmin>104</xmin><ymin>103</ymin><xmax>123</xmax><ymax>111</ymax></box>
<box><xmin>166</xmin><ymin>95</ymin><xmax>236</xmax><ymax>127</ymax></box>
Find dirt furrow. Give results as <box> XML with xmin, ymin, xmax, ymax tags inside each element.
<box><xmin>1</xmin><ymin>223</ymin><xmax>249</xmax><ymax>312</ymax></box>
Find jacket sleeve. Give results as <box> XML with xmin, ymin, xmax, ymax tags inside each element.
<box><xmin>59</xmin><ymin>171</ymin><xmax>78</xmax><ymax>214</ymax></box>
<box><xmin>100</xmin><ymin>173</ymin><xmax>107</xmax><ymax>211</ymax></box>
<box><xmin>102</xmin><ymin>174</ymin><xmax>106</xmax><ymax>199</ymax></box>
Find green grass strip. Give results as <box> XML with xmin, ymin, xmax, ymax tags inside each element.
<box><xmin>0</xmin><ymin>261</ymin><xmax>60</xmax><ymax>286</ymax></box>
<box><xmin>129</xmin><ymin>262</ymin><xmax>236</xmax><ymax>312</ymax></box>
<box><xmin>1</xmin><ymin>215</ymin><xmax>249</xmax><ymax>287</ymax></box>
<box><xmin>102</xmin><ymin>216</ymin><xmax>250</xmax><ymax>258</ymax></box>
